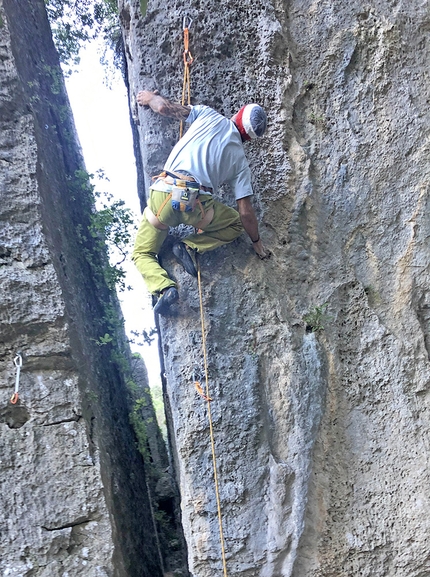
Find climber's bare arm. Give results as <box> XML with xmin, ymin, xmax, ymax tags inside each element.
<box><xmin>137</xmin><ymin>90</ymin><xmax>190</xmax><ymax>121</ymax></box>
<box><xmin>236</xmin><ymin>196</ymin><xmax>270</xmax><ymax>260</ymax></box>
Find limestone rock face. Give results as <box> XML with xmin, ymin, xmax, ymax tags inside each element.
<box><xmin>0</xmin><ymin>1</ymin><xmax>163</xmax><ymax>576</ymax></box>
<box><xmin>121</xmin><ymin>0</ymin><xmax>430</xmax><ymax>576</ymax></box>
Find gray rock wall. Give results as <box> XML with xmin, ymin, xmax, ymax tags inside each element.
<box><xmin>122</xmin><ymin>0</ymin><xmax>430</xmax><ymax>576</ymax></box>
<box><xmin>0</xmin><ymin>1</ymin><xmax>163</xmax><ymax>575</ymax></box>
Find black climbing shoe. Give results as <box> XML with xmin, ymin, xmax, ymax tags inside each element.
<box><xmin>172</xmin><ymin>242</ymin><xmax>197</xmax><ymax>277</ymax></box>
<box><xmin>153</xmin><ymin>287</ymin><xmax>179</xmax><ymax>316</ymax></box>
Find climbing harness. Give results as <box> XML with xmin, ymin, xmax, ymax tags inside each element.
<box><xmin>163</xmin><ymin>171</ymin><xmax>201</xmax><ymax>212</ymax></box>
<box><xmin>10</xmin><ymin>353</ymin><xmax>22</xmax><ymax>404</ymax></box>
<box><xmin>180</xmin><ymin>16</ymin><xmax>194</xmax><ymax>139</ymax></box>
<box><xmin>151</xmin><ymin>170</ymin><xmax>203</xmax><ymax>213</ymax></box>
<box><xmin>171</xmin><ymin>183</ymin><xmax>200</xmax><ymax>212</ymax></box>
<box><xmin>177</xmin><ymin>16</ymin><xmax>229</xmax><ymax>576</ymax></box>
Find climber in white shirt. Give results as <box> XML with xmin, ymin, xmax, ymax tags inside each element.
<box><xmin>132</xmin><ymin>89</ymin><xmax>268</xmax><ymax>315</ymax></box>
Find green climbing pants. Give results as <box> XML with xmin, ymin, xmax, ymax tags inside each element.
<box><xmin>132</xmin><ymin>189</ymin><xmax>243</xmax><ymax>295</ymax></box>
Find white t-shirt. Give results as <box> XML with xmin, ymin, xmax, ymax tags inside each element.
<box><xmin>152</xmin><ymin>105</ymin><xmax>253</xmax><ymax>200</ymax></box>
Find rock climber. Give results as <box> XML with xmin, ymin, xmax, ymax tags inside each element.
<box><xmin>132</xmin><ymin>89</ymin><xmax>269</xmax><ymax>315</ymax></box>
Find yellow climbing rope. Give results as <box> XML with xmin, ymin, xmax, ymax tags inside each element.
<box><xmin>197</xmin><ymin>261</ymin><xmax>228</xmax><ymax>577</ymax></box>
<box><xmin>179</xmin><ymin>16</ymin><xmax>228</xmax><ymax>576</ymax></box>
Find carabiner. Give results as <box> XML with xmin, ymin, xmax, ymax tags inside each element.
<box><xmin>14</xmin><ymin>353</ymin><xmax>23</xmax><ymax>370</ymax></box>
<box><xmin>11</xmin><ymin>353</ymin><xmax>22</xmax><ymax>404</ymax></box>
<box><xmin>183</xmin><ymin>16</ymin><xmax>193</xmax><ymax>30</ymax></box>
<box><xmin>183</xmin><ymin>50</ymin><xmax>194</xmax><ymax>66</ymax></box>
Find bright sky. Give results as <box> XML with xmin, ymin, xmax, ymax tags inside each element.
<box><xmin>65</xmin><ymin>41</ymin><xmax>161</xmax><ymax>387</ymax></box>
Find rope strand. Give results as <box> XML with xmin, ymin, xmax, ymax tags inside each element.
<box><xmin>197</xmin><ymin>261</ymin><xmax>228</xmax><ymax>577</ymax></box>
<box><xmin>179</xmin><ymin>17</ymin><xmax>228</xmax><ymax>574</ymax></box>
<box><xmin>180</xmin><ymin>21</ymin><xmax>193</xmax><ymax>138</ymax></box>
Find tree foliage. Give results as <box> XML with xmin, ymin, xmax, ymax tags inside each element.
<box><xmin>73</xmin><ymin>170</ymin><xmax>137</xmax><ymax>293</ymax></box>
<box><xmin>90</xmin><ymin>183</ymin><xmax>138</xmax><ymax>292</ymax></box>
<box><xmin>45</xmin><ymin>0</ymin><xmax>121</xmax><ymax>66</ymax></box>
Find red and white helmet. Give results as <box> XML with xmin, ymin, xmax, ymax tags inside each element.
<box><xmin>231</xmin><ymin>104</ymin><xmax>267</xmax><ymax>141</ymax></box>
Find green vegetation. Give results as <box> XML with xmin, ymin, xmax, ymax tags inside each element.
<box><xmin>70</xmin><ymin>169</ymin><xmax>147</xmax><ymax>360</ymax></box>
<box><xmin>364</xmin><ymin>285</ymin><xmax>382</xmax><ymax>305</ymax></box>
<box><xmin>90</xmin><ymin>191</ymin><xmax>137</xmax><ymax>292</ymax></box>
<box><xmin>129</xmin><ymin>392</ymin><xmax>150</xmax><ymax>461</ymax></box>
<box><xmin>72</xmin><ymin>169</ymin><xmax>137</xmax><ymax>292</ymax></box>
<box><xmin>150</xmin><ymin>382</ymin><xmax>166</xmax><ymax>436</ymax></box>
<box><xmin>127</xmin><ymin>378</ymin><xmax>163</xmax><ymax>473</ymax></box>
<box><xmin>303</xmin><ymin>303</ymin><xmax>332</xmax><ymax>333</ymax></box>
<box><xmin>93</xmin><ymin>332</ymin><xmax>114</xmax><ymax>346</ymax></box>
<box><xmin>140</xmin><ymin>0</ymin><xmax>148</xmax><ymax>16</ymax></box>
<box><xmin>43</xmin><ymin>63</ymin><xmax>63</xmax><ymax>94</ymax></box>
<box><xmin>85</xmin><ymin>390</ymin><xmax>99</xmax><ymax>402</ymax></box>
<box><xmin>129</xmin><ymin>328</ymin><xmax>157</xmax><ymax>347</ymax></box>
<box><xmin>45</xmin><ymin>0</ymin><xmax>121</xmax><ymax>67</ymax></box>
<box><xmin>308</xmin><ymin>109</ymin><xmax>327</xmax><ymax>130</ymax></box>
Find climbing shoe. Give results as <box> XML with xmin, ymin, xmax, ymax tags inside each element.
<box><xmin>153</xmin><ymin>287</ymin><xmax>179</xmax><ymax>316</ymax></box>
<box><xmin>172</xmin><ymin>242</ymin><xmax>197</xmax><ymax>277</ymax></box>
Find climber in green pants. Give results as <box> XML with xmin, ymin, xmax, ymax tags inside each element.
<box><xmin>132</xmin><ymin>90</ymin><xmax>269</xmax><ymax>315</ymax></box>
<box><xmin>133</xmin><ymin>190</ymin><xmax>243</xmax><ymax>294</ymax></box>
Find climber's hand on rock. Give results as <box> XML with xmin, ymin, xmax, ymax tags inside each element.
<box><xmin>137</xmin><ymin>91</ymin><xmax>190</xmax><ymax>119</ymax></box>
<box><xmin>253</xmin><ymin>239</ymin><xmax>271</xmax><ymax>260</ymax></box>
<box><xmin>137</xmin><ymin>90</ymin><xmax>155</xmax><ymax>107</ymax></box>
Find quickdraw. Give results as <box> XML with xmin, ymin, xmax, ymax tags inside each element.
<box><xmin>194</xmin><ymin>379</ymin><xmax>213</xmax><ymax>402</ymax></box>
<box><xmin>10</xmin><ymin>353</ymin><xmax>22</xmax><ymax>404</ymax></box>
<box><xmin>182</xmin><ymin>16</ymin><xmax>194</xmax><ymax>66</ymax></box>
<box><xmin>180</xmin><ymin>16</ymin><xmax>194</xmax><ymax>138</ymax></box>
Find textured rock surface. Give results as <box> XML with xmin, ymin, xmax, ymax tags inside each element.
<box><xmin>0</xmin><ymin>1</ymin><xmax>163</xmax><ymax>575</ymax></box>
<box><xmin>121</xmin><ymin>0</ymin><xmax>430</xmax><ymax>575</ymax></box>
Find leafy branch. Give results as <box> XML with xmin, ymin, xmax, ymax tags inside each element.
<box><xmin>72</xmin><ymin>169</ymin><xmax>137</xmax><ymax>292</ymax></box>
<box><xmin>46</xmin><ymin>0</ymin><xmax>121</xmax><ymax>69</ymax></box>
<box><xmin>128</xmin><ymin>328</ymin><xmax>158</xmax><ymax>347</ymax></box>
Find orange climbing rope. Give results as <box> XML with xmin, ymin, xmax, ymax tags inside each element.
<box><xmin>178</xmin><ymin>17</ymin><xmax>228</xmax><ymax>576</ymax></box>
<box><xmin>180</xmin><ymin>16</ymin><xmax>194</xmax><ymax>138</ymax></box>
